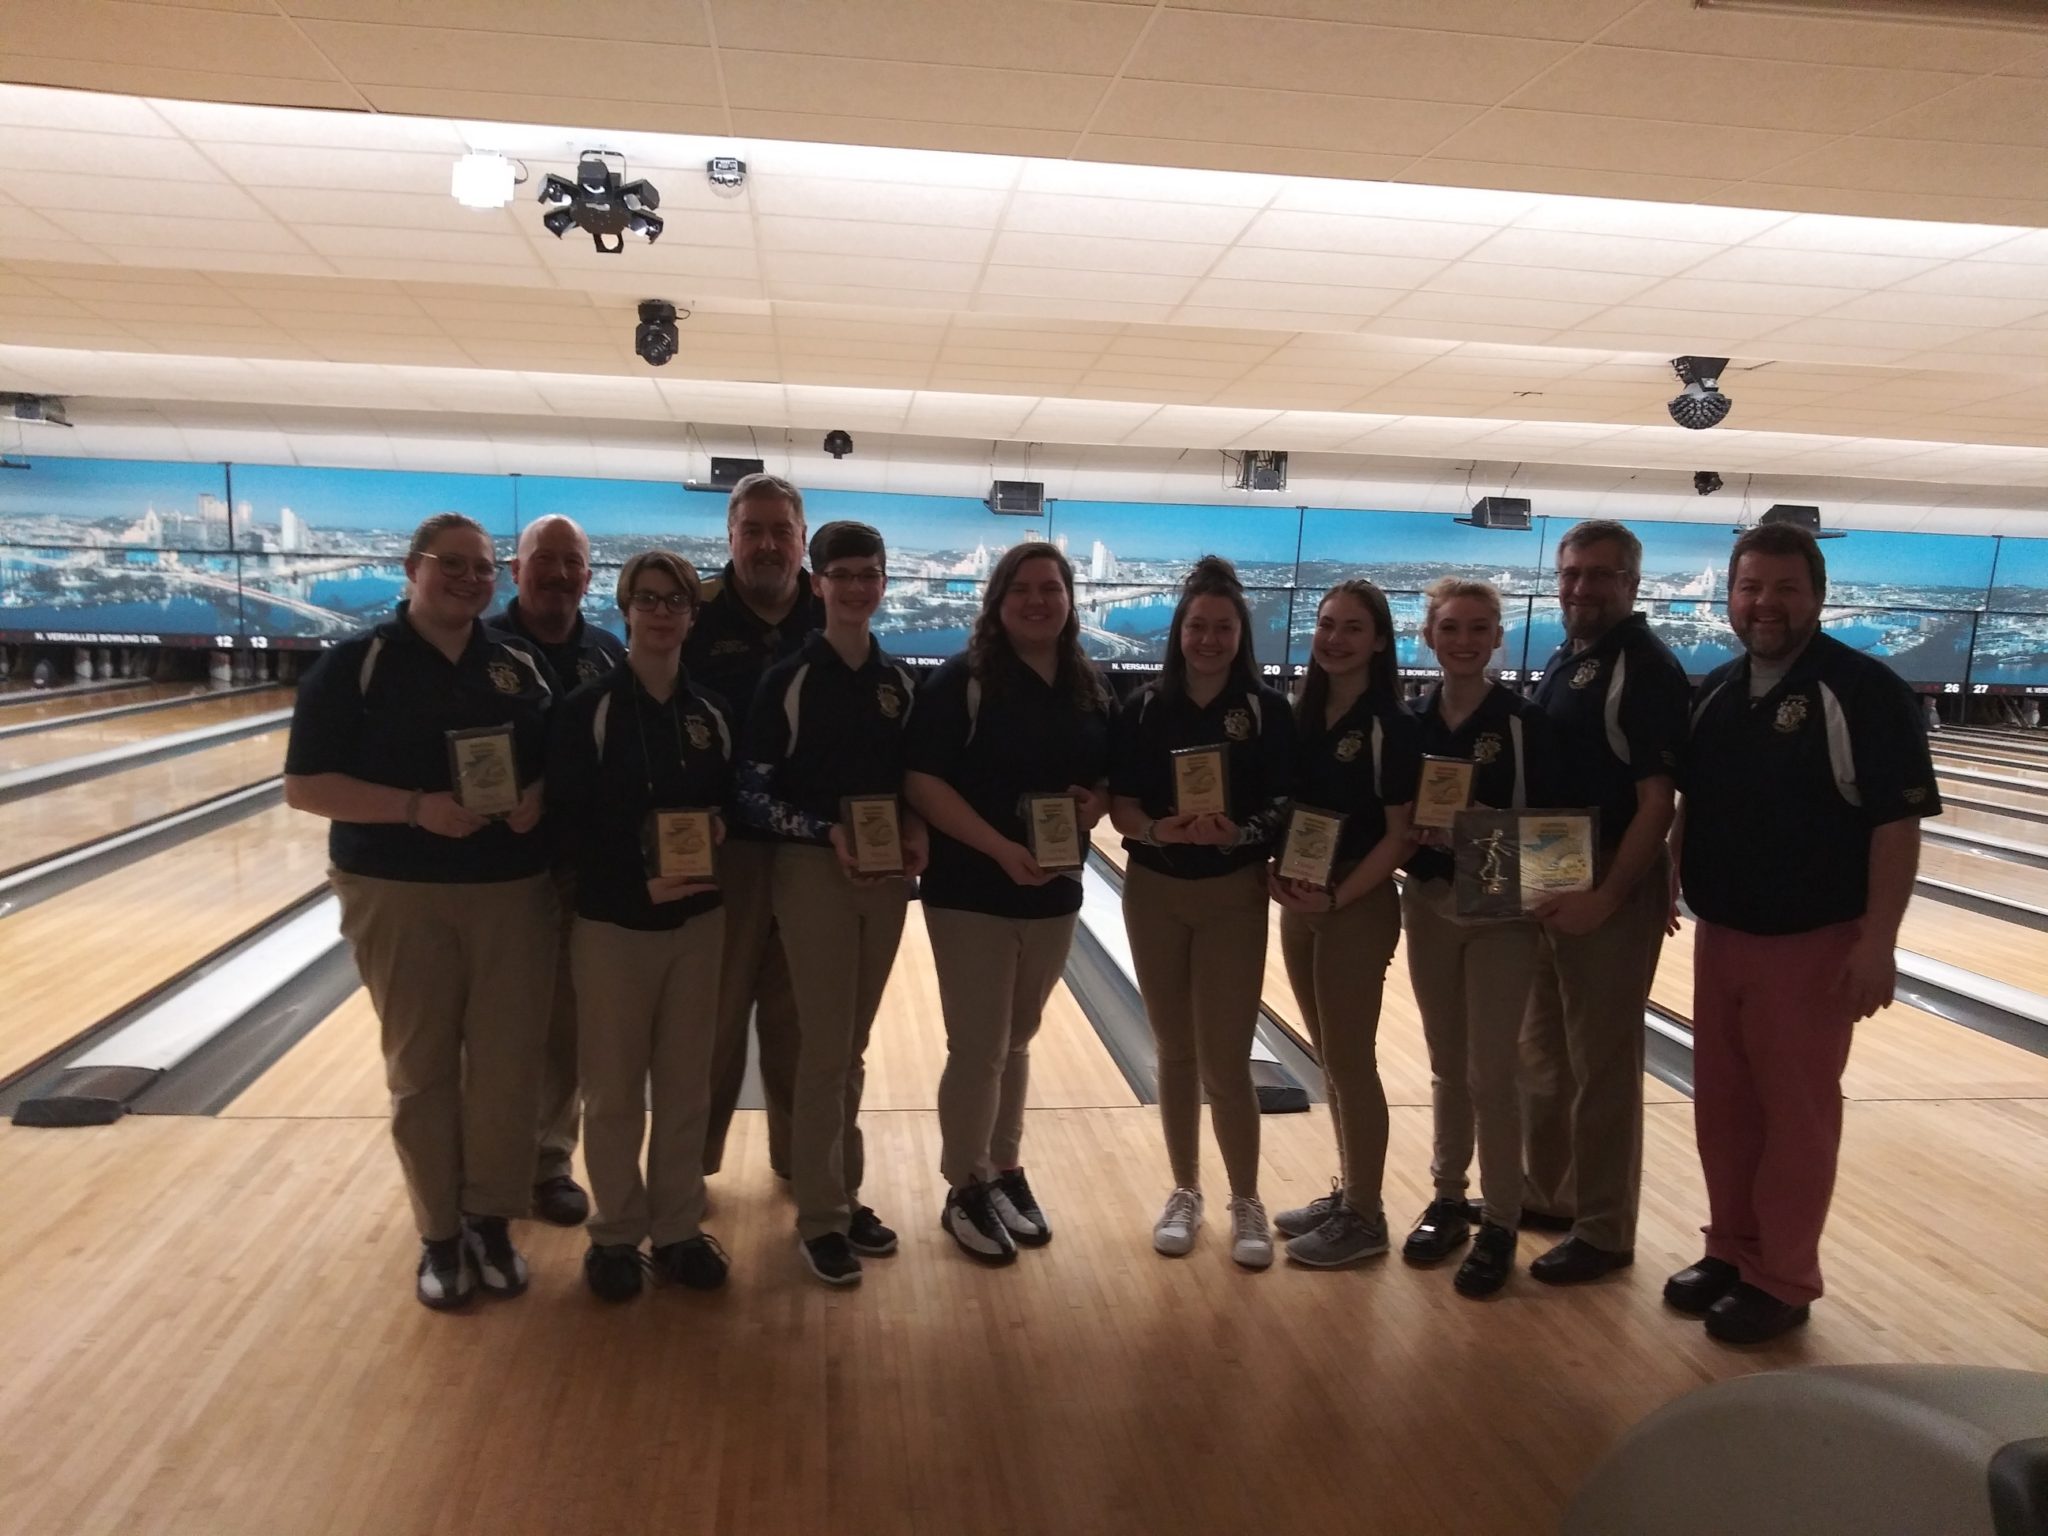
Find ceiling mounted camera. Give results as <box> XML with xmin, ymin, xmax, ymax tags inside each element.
<box><xmin>635</xmin><ymin>299</ymin><xmax>679</xmax><ymax>367</ymax></box>
<box><xmin>1694</xmin><ymin>470</ymin><xmax>1724</xmax><ymax>496</ymax></box>
<box><xmin>823</xmin><ymin>430</ymin><xmax>853</xmax><ymax>459</ymax></box>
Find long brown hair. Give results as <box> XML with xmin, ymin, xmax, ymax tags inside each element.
<box><xmin>1160</xmin><ymin>555</ymin><xmax>1259</xmax><ymax>699</ymax></box>
<box><xmin>968</xmin><ymin>541</ymin><xmax>1104</xmax><ymax>711</ymax></box>
<box><xmin>1296</xmin><ymin>578</ymin><xmax>1399</xmax><ymax>732</ymax></box>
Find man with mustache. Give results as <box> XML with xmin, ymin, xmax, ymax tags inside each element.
<box><xmin>684</xmin><ymin>474</ymin><xmax>825</xmax><ymax>1185</ymax></box>
<box><xmin>488</xmin><ymin>513</ymin><xmax>624</xmax><ymax>1228</ymax></box>
<box><xmin>1666</xmin><ymin>521</ymin><xmax>1938</xmax><ymax>1344</ymax></box>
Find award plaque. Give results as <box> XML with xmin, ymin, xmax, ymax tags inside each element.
<box><xmin>841</xmin><ymin>794</ymin><xmax>905</xmax><ymax>876</ymax></box>
<box><xmin>646</xmin><ymin>808</ymin><xmax>716</xmax><ymax>882</ymax></box>
<box><xmin>1277</xmin><ymin>805</ymin><xmax>1345</xmax><ymax>889</ymax></box>
<box><xmin>1171</xmin><ymin>744</ymin><xmax>1230</xmax><ymax>818</ymax></box>
<box><xmin>1452</xmin><ymin>809</ymin><xmax>1598</xmax><ymax>918</ymax></box>
<box><xmin>1021</xmin><ymin>793</ymin><xmax>1084</xmax><ymax>873</ymax></box>
<box><xmin>1412</xmin><ymin>755</ymin><xmax>1475</xmax><ymax>831</ymax></box>
<box><xmin>445</xmin><ymin>725</ymin><xmax>520</xmax><ymax>817</ymax></box>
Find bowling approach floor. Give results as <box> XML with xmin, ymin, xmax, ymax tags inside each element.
<box><xmin>3</xmin><ymin>713</ymin><xmax>2048</xmax><ymax>1535</ymax></box>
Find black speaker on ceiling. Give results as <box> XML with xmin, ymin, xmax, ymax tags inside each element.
<box><xmin>986</xmin><ymin>479</ymin><xmax>1045</xmax><ymax>516</ymax></box>
<box><xmin>686</xmin><ymin>456</ymin><xmax>767</xmax><ymax>492</ymax></box>
<box><xmin>1458</xmin><ymin>496</ymin><xmax>1533</xmax><ymax>531</ymax></box>
<box><xmin>1760</xmin><ymin>503</ymin><xmax>1845</xmax><ymax>539</ymax></box>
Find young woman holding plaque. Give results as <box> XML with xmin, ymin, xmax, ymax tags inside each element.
<box><xmin>1108</xmin><ymin>556</ymin><xmax>1295</xmax><ymax>1269</ymax></box>
<box><xmin>904</xmin><ymin>543</ymin><xmax>1114</xmax><ymax>1265</ymax></box>
<box><xmin>1398</xmin><ymin>576</ymin><xmax>1560</xmax><ymax>1298</ymax></box>
<box><xmin>283</xmin><ymin>512</ymin><xmax>557</xmax><ymax>1311</ymax></box>
<box><xmin>1269</xmin><ymin>579</ymin><xmax>1422</xmax><ymax>1268</ymax></box>
<box><xmin>546</xmin><ymin>551</ymin><xmax>737</xmax><ymax>1302</ymax></box>
<box><xmin>739</xmin><ymin>520</ymin><xmax>928</xmax><ymax>1288</ymax></box>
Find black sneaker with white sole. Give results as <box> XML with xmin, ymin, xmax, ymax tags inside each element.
<box><xmin>942</xmin><ymin>1183</ymin><xmax>1018</xmax><ymax>1266</ymax></box>
<box><xmin>653</xmin><ymin>1234</ymin><xmax>730</xmax><ymax>1291</ymax></box>
<box><xmin>990</xmin><ymin>1168</ymin><xmax>1051</xmax><ymax>1247</ymax></box>
<box><xmin>800</xmin><ymin>1232</ymin><xmax>863</xmax><ymax>1286</ymax></box>
<box><xmin>461</xmin><ymin>1215</ymin><xmax>529</xmax><ymax>1297</ymax></box>
<box><xmin>584</xmin><ymin>1242</ymin><xmax>647</xmax><ymax>1303</ymax></box>
<box><xmin>416</xmin><ymin>1237</ymin><xmax>474</xmax><ymax>1310</ymax></box>
<box><xmin>847</xmin><ymin>1205</ymin><xmax>898</xmax><ymax>1256</ymax></box>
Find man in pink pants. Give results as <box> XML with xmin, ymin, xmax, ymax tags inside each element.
<box><xmin>1667</xmin><ymin>520</ymin><xmax>1939</xmax><ymax>1345</ymax></box>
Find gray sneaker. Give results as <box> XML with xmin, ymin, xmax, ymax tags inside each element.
<box><xmin>1274</xmin><ymin>1179</ymin><xmax>1343</xmax><ymax>1239</ymax></box>
<box><xmin>1285</xmin><ymin>1203</ymin><xmax>1391</xmax><ymax>1268</ymax></box>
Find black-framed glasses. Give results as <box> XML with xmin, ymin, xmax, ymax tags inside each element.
<box><xmin>628</xmin><ymin>590</ymin><xmax>693</xmax><ymax>613</ymax></box>
<box><xmin>421</xmin><ymin>552</ymin><xmax>497</xmax><ymax>580</ymax></box>
<box><xmin>820</xmin><ymin>567</ymin><xmax>885</xmax><ymax>587</ymax></box>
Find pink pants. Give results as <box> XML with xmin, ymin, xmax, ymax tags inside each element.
<box><xmin>1691</xmin><ymin>919</ymin><xmax>1860</xmax><ymax>1307</ymax></box>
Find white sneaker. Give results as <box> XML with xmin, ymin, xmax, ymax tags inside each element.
<box><xmin>1152</xmin><ymin>1187</ymin><xmax>1204</xmax><ymax>1256</ymax></box>
<box><xmin>1228</xmin><ymin>1196</ymin><xmax>1274</xmax><ymax>1270</ymax></box>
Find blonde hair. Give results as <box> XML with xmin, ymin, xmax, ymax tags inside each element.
<box><xmin>1422</xmin><ymin>576</ymin><xmax>1503</xmax><ymax>635</ymax></box>
<box><xmin>615</xmin><ymin>549</ymin><xmax>702</xmax><ymax>616</ymax></box>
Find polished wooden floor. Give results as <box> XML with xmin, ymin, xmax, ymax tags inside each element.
<box><xmin>0</xmin><ymin>687</ymin><xmax>290</xmax><ymax>772</ymax></box>
<box><xmin>1</xmin><ymin>756</ymin><xmax>2046</xmax><ymax>1534</ymax></box>
<box><xmin>0</xmin><ymin>680</ymin><xmax>185</xmax><ymax>724</ymax></box>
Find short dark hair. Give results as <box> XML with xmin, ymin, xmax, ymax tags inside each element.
<box><xmin>1557</xmin><ymin>518</ymin><xmax>1642</xmax><ymax>579</ymax></box>
<box><xmin>1729</xmin><ymin>522</ymin><xmax>1827</xmax><ymax>600</ymax></box>
<box><xmin>809</xmin><ymin>520</ymin><xmax>885</xmax><ymax>571</ymax></box>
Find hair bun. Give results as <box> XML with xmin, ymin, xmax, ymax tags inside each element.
<box><xmin>1182</xmin><ymin>554</ymin><xmax>1243</xmax><ymax>596</ymax></box>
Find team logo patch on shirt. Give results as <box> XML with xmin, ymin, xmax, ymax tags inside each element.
<box><xmin>1334</xmin><ymin>729</ymin><xmax>1363</xmax><ymax>763</ymax></box>
<box><xmin>1223</xmin><ymin>707</ymin><xmax>1253</xmax><ymax>742</ymax></box>
<box><xmin>712</xmin><ymin>638</ymin><xmax>749</xmax><ymax>656</ymax></box>
<box><xmin>1904</xmin><ymin>786</ymin><xmax>1928</xmax><ymax>805</ymax></box>
<box><xmin>1774</xmin><ymin>695</ymin><xmax>1809</xmax><ymax>734</ymax></box>
<box><xmin>578</xmin><ymin>657</ymin><xmax>602</xmax><ymax>683</ymax></box>
<box><xmin>686</xmin><ymin>716</ymin><xmax>712</xmax><ymax>751</ymax></box>
<box><xmin>487</xmin><ymin>661</ymin><xmax>523</xmax><ymax>695</ymax></box>
<box><xmin>1568</xmin><ymin>660</ymin><xmax>1600</xmax><ymax>690</ymax></box>
<box><xmin>877</xmin><ymin>684</ymin><xmax>903</xmax><ymax>719</ymax></box>
<box><xmin>1472</xmin><ymin>732</ymin><xmax>1502</xmax><ymax>765</ymax></box>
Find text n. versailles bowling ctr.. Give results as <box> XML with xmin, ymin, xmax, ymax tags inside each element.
<box><xmin>3</xmin><ymin>3</ymin><xmax>2048</xmax><ymax>1532</ymax></box>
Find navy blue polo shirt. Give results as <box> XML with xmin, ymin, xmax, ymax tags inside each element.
<box><xmin>1404</xmin><ymin>681</ymin><xmax>1562</xmax><ymax>884</ymax></box>
<box><xmin>1291</xmin><ymin>689</ymin><xmax>1423</xmax><ymax>865</ymax></box>
<box><xmin>284</xmin><ymin>603</ymin><xmax>557</xmax><ymax>883</ymax></box>
<box><xmin>546</xmin><ymin>665</ymin><xmax>732</xmax><ymax>931</ymax></box>
<box><xmin>742</xmin><ymin>631</ymin><xmax>917</xmax><ymax>844</ymax></box>
<box><xmin>683</xmin><ymin>564</ymin><xmax>825</xmax><ymax>843</ymax></box>
<box><xmin>1681</xmin><ymin>632</ymin><xmax>1941</xmax><ymax>936</ymax></box>
<box><xmin>486</xmin><ymin>598</ymin><xmax>624</xmax><ymax>691</ymax></box>
<box><xmin>1532</xmin><ymin>612</ymin><xmax>1689</xmax><ymax>844</ymax></box>
<box><xmin>904</xmin><ymin>650</ymin><xmax>1114</xmax><ymax>920</ymax></box>
<box><xmin>1109</xmin><ymin>675</ymin><xmax>1296</xmax><ymax>880</ymax></box>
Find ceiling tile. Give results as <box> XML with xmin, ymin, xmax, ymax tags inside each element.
<box><xmin>1208</xmin><ymin>247</ymin><xmax>1449</xmax><ymax>288</ymax></box>
<box><xmin>3</xmin><ymin>4</ymin><xmax>338</xmax><ymax>80</ymax></box>
<box><xmin>710</xmin><ymin>0</ymin><xmax>1147</xmax><ymax>74</ymax></box>
<box><xmin>1459</xmin><ymin>228</ymin><xmax>1723</xmax><ymax>277</ymax></box>
<box><xmin>986</xmin><ymin>231</ymin><xmax>1219</xmax><ymax>277</ymax></box>
<box><xmin>281</xmin><ymin>0</ymin><xmax>712</xmax><ymax>45</ymax></box>
<box><xmin>1088</xmin><ymin>80</ymin><xmax>1480</xmax><ymax>157</ymax></box>
<box><xmin>721</xmin><ymin>52</ymin><xmax>1100</xmax><ymax>132</ymax></box>
<box><xmin>1427</xmin><ymin>108</ymin><xmax>1831</xmax><ymax>181</ymax></box>
<box><xmin>1236</xmin><ymin>209</ymin><xmax>1494</xmax><ymax>261</ymax></box>
<box><xmin>297</xmin><ymin>20</ymin><xmax>720</xmax><ymax>98</ymax></box>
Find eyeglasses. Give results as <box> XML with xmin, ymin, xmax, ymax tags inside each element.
<box><xmin>420</xmin><ymin>552</ymin><xmax>498</xmax><ymax>581</ymax></box>
<box><xmin>628</xmin><ymin>590</ymin><xmax>693</xmax><ymax>613</ymax></box>
<box><xmin>820</xmin><ymin>568</ymin><xmax>885</xmax><ymax>587</ymax></box>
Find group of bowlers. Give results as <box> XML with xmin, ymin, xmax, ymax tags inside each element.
<box><xmin>283</xmin><ymin>473</ymin><xmax>1940</xmax><ymax>1348</ymax></box>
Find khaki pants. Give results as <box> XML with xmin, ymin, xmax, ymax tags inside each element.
<box><xmin>703</xmin><ymin>839</ymin><xmax>801</xmax><ymax>1177</ymax></box>
<box><xmin>1518</xmin><ymin>850</ymin><xmax>1669</xmax><ymax>1251</ymax></box>
<box><xmin>1122</xmin><ymin>861</ymin><xmax>1269</xmax><ymax>1198</ymax></box>
<box><xmin>1279</xmin><ymin>879</ymin><xmax>1401</xmax><ymax>1215</ymax></box>
<box><xmin>1403</xmin><ymin>878</ymin><xmax>1543</xmax><ymax>1230</ymax></box>
<box><xmin>571</xmin><ymin>912</ymin><xmax>726</xmax><ymax>1248</ymax></box>
<box><xmin>927</xmin><ymin>906</ymin><xmax>1078</xmax><ymax>1190</ymax></box>
<box><xmin>773</xmin><ymin>843</ymin><xmax>909</xmax><ymax>1242</ymax></box>
<box><xmin>332</xmin><ymin>870</ymin><xmax>558</xmax><ymax>1242</ymax></box>
<box><xmin>534</xmin><ymin>865</ymin><xmax>580</xmax><ymax>1185</ymax></box>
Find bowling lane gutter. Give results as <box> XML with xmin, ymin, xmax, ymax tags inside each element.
<box><xmin>0</xmin><ymin>708</ymin><xmax>294</xmax><ymax>806</ymax></box>
<box><xmin>0</xmin><ymin>777</ymin><xmax>282</xmax><ymax>909</ymax></box>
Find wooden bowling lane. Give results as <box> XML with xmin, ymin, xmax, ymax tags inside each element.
<box><xmin>1941</xmin><ymin>777</ymin><xmax>2048</xmax><ymax>816</ymax></box>
<box><xmin>1918</xmin><ymin>842</ymin><xmax>2048</xmax><ymax>909</ymax></box>
<box><xmin>0</xmin><ymin>687</ymin><xmax>291</xmax><ymax>773</ymax></box>
<box><xmin>5</xmin><ymin>1087</ymin><xmax>2046</xmax><ymax>1534</ymax></box>
<box><xmin>1651</xmin><ymin>917</ymin><xmax>2048</xmax><ymax>1102</ymax></box>
<box><xmin>225</xmin><ymin>901</ymin><xmax>1139</xmax><ymax>1121</ymax></box>
<box><xmin>0</xmin><ymin>681</ymin><xmax>187</xmax><ymax>725</ymax></box>
<box><xmin>1931</xmin><ymin>804</ymin><xmax>2048</xmax><ymax>847</ymax></box>
<box><xmin>0</xmin><ymin>803</ymin><xmax>330</xmax><ymax>1083</ymax></box>
<box><xmin>0</xmin><ymin>729</ymin><xmax>287</xmax><ymax>875</ymax></box>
